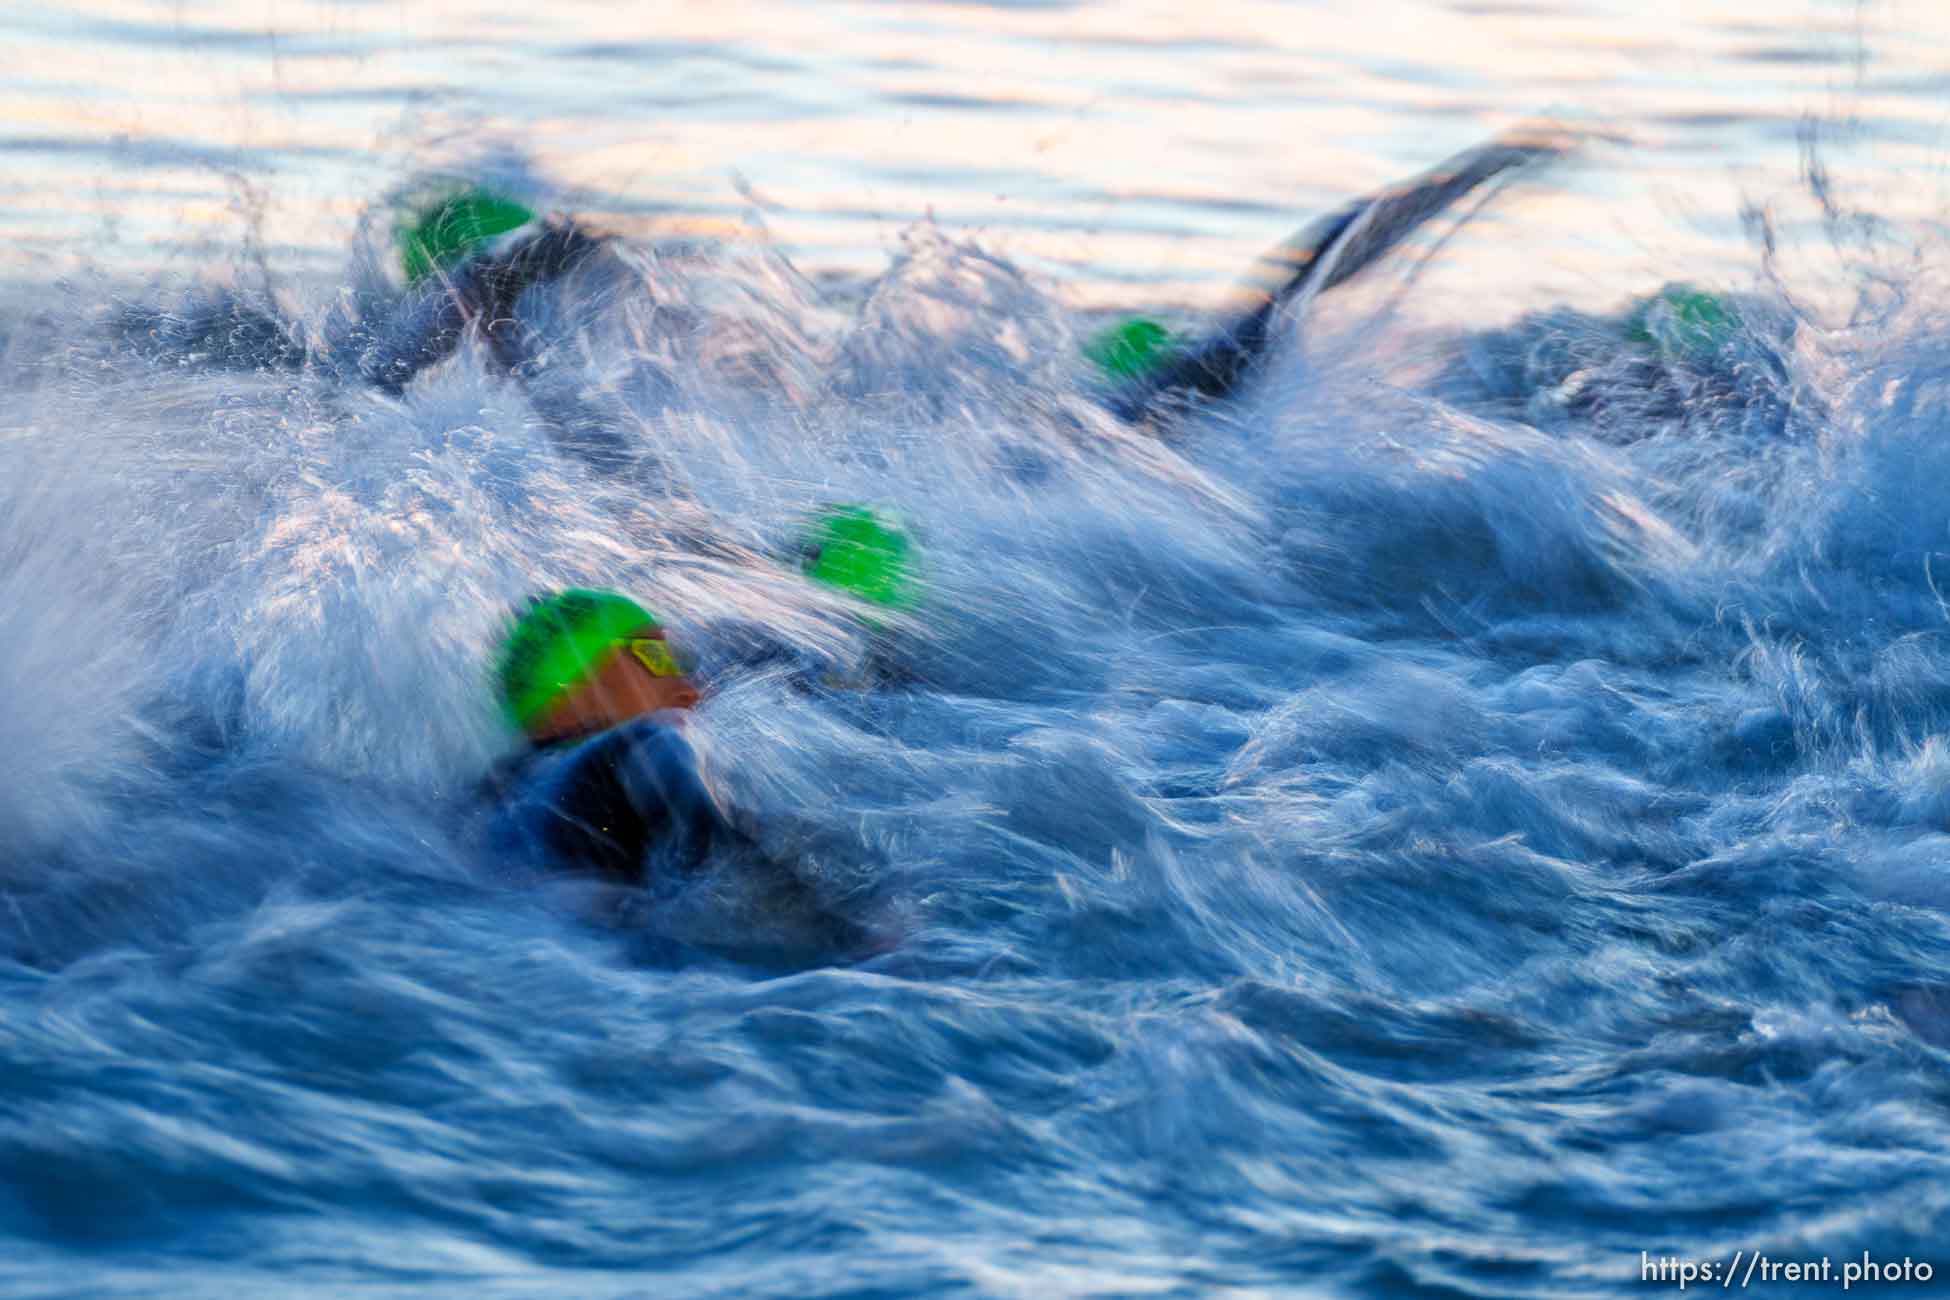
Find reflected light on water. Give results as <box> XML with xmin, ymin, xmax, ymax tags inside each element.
<box><xmin>0</xmin><ymin>0</ymin><xmax>1943</xmax><ymax>316</ymax></box>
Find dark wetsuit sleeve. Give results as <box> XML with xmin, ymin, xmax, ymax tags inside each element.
<box><xmin>1110</xmin><ymin>126</ymin><xmax>1577</xmax><ymax>424</ymax></box>
<box><xmin>504</xmin><ymin>718</ymin><xmax>741</xmax><ymax>883</ymax></box>
<box><xmin>355</xmin><ymin>220</ymin><xmax>612</xmax><ymax>396</ymax></box>
<box><xmin>487</xmin><ymin>718</ymin><xmax>881</xmax><ymax>959</ymax></box>
<box><xmin>115</xmin><ymin>293</ymin><xmax>306</xmax><ymax>373</ymax></box>
<box><xmin>356</xmin><ymin>272</ymin><xmax>477</xmax><ymax>394</ymax></box>
<box><xmin>1104</xmin><ymin>203</ymin><xmax>1362</xmax><ymax>421</ymax></box>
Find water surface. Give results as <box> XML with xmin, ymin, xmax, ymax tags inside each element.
<box><xmin>3</xmin><ymin>2</ymin><xmax>1949</xmax><ymax>1297</ymax></box>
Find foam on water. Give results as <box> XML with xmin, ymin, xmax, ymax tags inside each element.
<box><xmin>3</xmin><ymin>143</ymin><xmax>1950</xmax><ymax>1297</ymax></box>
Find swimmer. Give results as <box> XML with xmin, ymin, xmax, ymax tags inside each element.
<box><xmin>353</xmin><ymin>186</ymin><xmax>644</xmax><ymax>469</ymax></box>
<box><xmin>482</xmin><ymin>587</ymin><xmax>875</xmax><ymax>959</ymax></box>
<box><xmin>1084</xmin><ymin>124</ymin><xmax>1578</xmax><ymax>422</ymax></box>
<box><xmin>485</xmin><ymin>588</ymin><xmax>727</xmax><ymax>881</ymax></box>
<box><xmin>1435</xmin><ymin>281</ymin><xmax>1805</xmax><ymax>444</ymax></box>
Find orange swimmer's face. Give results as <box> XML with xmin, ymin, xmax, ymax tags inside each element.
<box><xmin>526</xmin><ymin>624</ymin><xmax>701</xmax><ymax>745</ymax></box>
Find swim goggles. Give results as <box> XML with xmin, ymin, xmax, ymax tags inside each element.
<box><xmin>623</xmin><ymin>634</ymin><xmax>683</xmax><ymax>678</ymax></box>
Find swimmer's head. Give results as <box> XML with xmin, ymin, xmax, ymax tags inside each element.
<box><xmin>496</xmin><ymin>588</ymin><xmax>698</xmax><ymax>744</ymax></box>
<box><xmin>397</xmin><ymin>187</ymin><xmax>537</xmax><ymax>286</ymax></box>
<box><xmin>797</xmin><ymin>505</ymin><xmax>919</xmax><ymax>613</ymax></box>
<box><xmin>1083</xmin><ymin>316</ymin><xmax>1175</xmax><ymax>381</ymax></box>
<box><xmin>1623</xmin><ymin>284</ymin><xmax>1739</xmax><ymax>358</ymax></box>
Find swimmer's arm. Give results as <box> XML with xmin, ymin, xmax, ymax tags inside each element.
<box><xmin>348</xmin><ymin>222</ymin><xmax>569</xmax><ymax>394</ymax></box>
<box><xmin>1113</xmin><ymin>124</ymin><xmax>1579</xmax><ymax>422</ymax></box>
<box><xmin>351</xmin><ymin>267</ymin><xmax>485</xmax><ymax>395</ymax></box>
<box><xmin>114</xmin><ymin>293</ymin><xmax>305</xmax><ymax>372</ymax></box>
<box><xmin>1104</xmin><ymin>201</ymin><xmax>1362</xmax><ymax>419</ymax></box>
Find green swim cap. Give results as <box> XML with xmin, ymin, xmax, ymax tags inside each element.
<box><xmin>1083</xmin><ymin>316</ymin><xmax>1175</xmax><ymax>380</ymax></box>
<box><xmin>1624</xmin><ymin>285</ymin><xmax>1739</xmax><ymax>356</ymax></box>
<box><xmin>398</xmin><ymin>188</ymin><xmax>537</xmax><ymax>286</ymax></box>
<box><xmin>495</xmin><ymin>588</ymin><xmax>661</xmax><ymax>730</ymax></box>
<box><xmin>799</xmin><ymin>506</ymin><xmax>917</xmax><ymax>610</ymax></box>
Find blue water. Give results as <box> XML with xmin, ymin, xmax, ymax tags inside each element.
<box><xmin>6</xmin><ymin>2</ymin><xmax>1950</xmax><ymax>1297</ymax></box>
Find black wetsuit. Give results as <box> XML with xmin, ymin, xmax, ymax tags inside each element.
<box><xmin>488</xmin><ymin>714</ymin><xmax>737</xmax><ymax>884</ymax></box>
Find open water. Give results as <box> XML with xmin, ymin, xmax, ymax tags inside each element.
<box><xmin>3</xmin><ymin>1</ymin><xmax>1950</xmax><ymax>1296</ymax></box>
